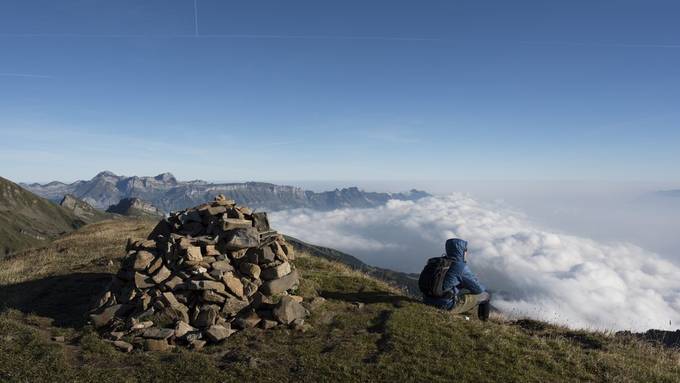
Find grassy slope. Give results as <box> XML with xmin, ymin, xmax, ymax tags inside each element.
<box><xmin>0</xmin><ymin>219</ymin><xmax>678</xmax><ymax>382</ymax></box>
<box><xmin>0</xmin><ymin>177</ymin><xmax>86</xmax><ymax>256</ymax></box>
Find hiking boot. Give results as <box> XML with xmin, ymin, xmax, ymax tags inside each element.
<box><xmin>478</xmin><ymin>301</ymin><xmax>490</xmax><ymax>321</ymax></box>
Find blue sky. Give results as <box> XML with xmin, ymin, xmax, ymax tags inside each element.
<box><xmin>1</xmin><ymin>0</ymin><xmax>679</xmax><ymax>183</ymax></box>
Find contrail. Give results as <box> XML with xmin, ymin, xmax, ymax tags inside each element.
<box><xmin>520</xmin><ymin>40</ymin><xmax>680</xmax><ymax>49</ymax></box>
<box><xmin>0</xmin><ymin>32</ymin><xmax>438</xmax><ymax>42</ymax></box>
<box><xmin>193</xmin><ymin>0</ymin><xmax>199</xmax><ymax>37</ymax></box>
<box><xmin>0</xmin><ymin>72</ymin><xmax>53</xmax><ymax>79</ymax></box>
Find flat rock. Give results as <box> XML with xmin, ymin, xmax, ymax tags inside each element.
<box><xmin>221</xmin><ymin>218</ymin><xmax>253</xmax><ymax>231</ymax></box>
<box><xmin>251</xmin><ymin>292</ymin><xmax>276</xmax><ymax>309</ymax></box>
<box><xmin>185</xmin><ymin>246</ymin><xmax>203</xmax><ymax>262</ymax></box>
<box><xmin>222</xmin><ymin>228</ymin><xmax>259</xmax><ymax>250</ymax></box>
<box><xmin>260</xmin><ymin>269</ymin><xmax>299</xmax><ymax>295</ymax></box>
<box><xmin>260</xmin><ymin>262</ymin><xmax>291</xmax><ymax>280</ymax></box>
<box><xmin>205</xmin><ymin>324</ymin><xmax>236</xmax><ymax>342</ymax></box>
<box><xmin>113</xmin><ymin>340</ymin><xmax>134</xmax><ymax>353</ymax></box>
<box><xmin>221</xmin><ymin>297</ymin><xmax>249</xmax><ymax>316</ymax></box>
<box><xmin>273</xmin><ymin>296</ymin><xmax>309</xmax><ymax>325</ymax></box>
<box><xmin>222</xmin><ymin>274</ymin><xmax>244</xmax><ymax>298</ymax></box>
<box><xmin>234</xmin><ymin>311</ymin><xmax>261</xmax><ymax>329</ymax></box>
<box><xmin>134</xmin><ymin>272</ymin><xmax>155</xmax><ymax>289</ymax></box>
<box><xmin>174</xmin><ymin>321</ymin><xmax>196</xmax><ymax>338</ymax></box>
<box><xmin>205</xmin><ymin>205</ymin><xmax>227</xmax><ymax>216</ymax></box>
<box><xmin>202</xmin><ymin>289</ymin><xmax>226</xmax><ymax>304</ymax></box>
<box><xmin>188</xmin><ymin>280</ymin><xmax>226</xmax><ymax>292</ymax></box>
<box><xmin>90</xmin><ymin>304</ymin><xmax>132</xmax><ymax>328</ymax></box>
<box><xmin>133</xmin><ymin>251</ymin><xmax>155</xmax><ymax>271</ymax></box>
<box><xmin>151</xmin><ymin>265</ymin><xmax>171</xmax><ymax>284</ymax></box>
<box><xmin>165</xmin><ymin>275</ymin><xmax>183</xmax><ymax>290</ymax></box>
<box><xmin>211</xmin><ymin>260</ymin><xmax>233</xmax><ymax>272</ymax></box>
<box><xmin>204</xmin><ymin>245</ymin><xmax>221</xmax><ymax>257</ymax></box>
<box><xmin>193</xmin><ymin>305</ymin><xmax>220</xmax><ymax>328</ymax></box>
<box><xmin>142</xmin><ymin>327</ymin><xmax>175</xmax><ymax>339</ymax></box>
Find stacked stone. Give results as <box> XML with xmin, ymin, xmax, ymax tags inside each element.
<box><xmin>90</xmin><ymin>194</ymin><xmax>308</xmax><ymax>351</ymax></box>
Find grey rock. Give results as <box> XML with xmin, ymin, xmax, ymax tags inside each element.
<box><xmin>193</xmin><ymin>305</ymin><xmax>220</xmax><ymax>328</ymax></box>
<box><xmin>222</xmin><ymin>228</ymin><xmax>260</xmax><ymax>250</ymax></box>
<box><xmin>260</xmin><ymin>262</ymin><xmax>291</xmax><ymax>280</ymax></box>
<box><xmin>142</xmin><ymin>328</ymin><xmax>174</xmax><ymax>339</ymax></box>
<box><xmin>174</xmin><ymin>321</ymin><xmax>196</xmax><ymax>338</ymax></box>
<box><xmin>188</xmin><ymin>280</ymin><xmax>226</xmax><ymax>292</ymax></box>
<box><xmin>239</xmin><ymin>262</ymin><xmax>261</xmax><ymax>279</ymax></box>
<box><xmin>90</xmin><ymin>304</ymin><xmax>132</xmax><ymax>328</ymax></box>
<box><xmin>234</xmin><ymin>311</ymin><xmax>261</xmax><ymax>329</ymax></box>
<box><xmin>133</xmin><ymin>272</ymin><xmax>155</xmax><ymax>289</ymax></box>
<box><xmin>151</xmin><ymin>265</ymin><xmax>171</xmax><ymax>284</ymax></box>
<box><xmin>273</xmin><ymin>296</ymin><xmax>309</xmax><ymax>325</ymax></box>
<box><xmin>132</xmin><ymin>251</ymin><xmax>155</xmax><ymax>271</ymax></box>
<box><xmin>222</xmin><ymin>274</ymin><xmax>244</xmax><ymax>298</ymax></box>
<box><xmin>205</xmin><ymin>324</ymin><xmax>236</xmax><ymax>342</ymax></box>
<box><xmin>113</xmin><ymin>340</ymin><xmax>134</xmax><ymax>353</ymax></box>
<box><xmin>260</xmin><ymin>269</ymin><xmax>299</xmax><ymax>295</ymax></box>
<box><xmin>221</xmin><ymin>297</ymin><xmax>249</xmax><ymax>316</ymax></box>
<box><xmin>185</xmin><ymin>246</ymin><xmax>203</xmax><ymax>262</ymax></box>
<box><xmin>211</xmin><ymin>260</ymin><xmax>233</xmax><ymax>272</ymax></box>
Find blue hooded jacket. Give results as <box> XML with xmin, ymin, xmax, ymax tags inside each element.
<box><xmin>422</xmin><ymin>238</ymin><xmax>486</xmax><ymax>309</ymax></box>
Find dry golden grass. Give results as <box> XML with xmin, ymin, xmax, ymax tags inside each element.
<box><xmin>0</xmin><ymin>218</ymin><xmax>155</xmax><ymax>285</ymax></box>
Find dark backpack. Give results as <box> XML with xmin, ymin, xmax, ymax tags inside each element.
<box><xmin>418</xmin><ymin>256</ymin><xmax>454</xmax><ymax>297</ymax></box>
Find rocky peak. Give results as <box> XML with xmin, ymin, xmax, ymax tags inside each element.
<box><xmin>94</xmin><ymin>170</ymin><xmax>119</xmax><ymax>179</ymax></box>
<box><xmin>154</xmin><ymin>172</ymin><xmax>177</xmax><ymax>184</ymax></box>
<box><xmin>106</xmin><ymin>198</ymin><xmax>163</xmax><ymax>217</ymax></box>
<box><xmin>59</xmin><ymin>194</ymin><xmax>108</xmax><ymax>223</ymax></box>
<box><xmin>59</xmin><ymin>194</ymin><xmax>80</xmax><ymax>210</ymax></box>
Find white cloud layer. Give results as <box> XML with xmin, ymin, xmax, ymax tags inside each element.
<box><xmin>270</xmin><ymin>194</ymin><xmax>680</xmax><ymax>331</ymax></box>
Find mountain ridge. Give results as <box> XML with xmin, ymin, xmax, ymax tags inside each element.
<box><xmin>22</xmin><ymin>171</ymin><xmax>430</xmax><ymax>213</ymax></box>
<box><xmin>0</xmin><ymin>177</ymin><xmax>86</xmax><ymax>256</ymax></box>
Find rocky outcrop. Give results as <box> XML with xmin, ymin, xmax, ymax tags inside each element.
<box><xmin>89</xmin><ymin>195</ymin><xmax>308</xmax><ymax>351</ymax></box>
<box><xmin>106</xmin><ymin>198</ymin><xmax>163</xmax><ymax>218</ymax></box>
<box><xmin>59</xmin><ymin>194</ymin><xmax>109</xmax><ymax>223</ymax></box>
<box><xmin>23</xmin><ymin>171</ymin><xmax>429</xmax><ymax>213</ymax></box>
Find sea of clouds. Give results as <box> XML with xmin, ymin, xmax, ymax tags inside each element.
<box><xmin>270</xmin><ymin>194</ymin><xmax>680</xmax><ymax>331</ymax></box>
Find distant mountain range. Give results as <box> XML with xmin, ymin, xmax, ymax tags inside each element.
<box><xmin>22</xmin><ymin>171</ymin><xmax>430</xmax><ymax>213</ymax></box>
<box><xmin>656</xmin><ymin>190</ymin><xmax>680</xmax><ymax>198</ymax></box>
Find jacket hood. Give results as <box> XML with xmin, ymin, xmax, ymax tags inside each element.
<box><xmin>445</xmin><ymin>238</ymin><xmax>467</xmax><ymax>262</ymax></box>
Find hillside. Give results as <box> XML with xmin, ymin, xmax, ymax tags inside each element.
<box><xmin>22</xmin><ymin>171</ymin><xmax>430</xmax><ymax>213</ymax></box>
<box><xmin>0</xmin><ymin>177</ymin><xmax>87</xmax><ymax>256</ymax></box>
<box><xmin>0</xmin><ymin>219</ymin><xmax>678</xmax><ymax>382</ymax></box>
<box><xmin>285</xmin><ymin>236</ymin><xmax>420</xmax><ymax>295</ymax></box>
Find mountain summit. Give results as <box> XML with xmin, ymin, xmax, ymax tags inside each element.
<box><xmin>23</xmin><ymin>172</ymin><xmax>430</xmax><ymax>213</ymax></box>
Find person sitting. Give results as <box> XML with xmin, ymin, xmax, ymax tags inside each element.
<box><xmin>420</xmin><ymin>238</ymin><xmax>491</xmax><ymax>320</ymax></box>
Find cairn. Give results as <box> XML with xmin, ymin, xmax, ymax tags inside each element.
<box><xmin>90</xmin><ymin>194</ymin><xmax>308</xmax><ymax>351</ymax></box>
